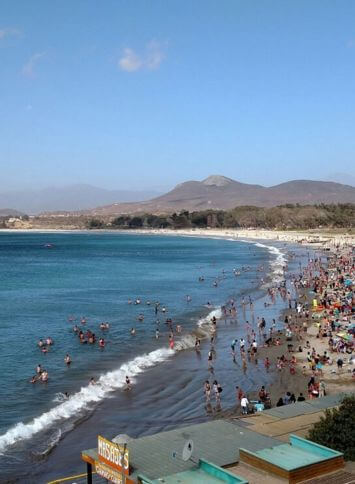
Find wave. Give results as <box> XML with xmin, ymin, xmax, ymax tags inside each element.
<box><xmin>0</xmin><ymin>347</ymin><xmax>173</xmax><ymax>454</ymax></box>
<box><xmin>0</xmin><ymin>304</ymin><xmax>224</xmax><ymax>455</ymax></box>
<box><xmin>0</xmin><ymin>237</ymin><xmax>277</xmax><ymax>455</ymax></box>
<box><xmin>185</xmin><ymin>232</ymin><xmax>287</xmax><ymax>285</ymax></box>
<box><xmin>174</xmin><ymin>307</ymin><xmax>222</xmax><ymax>350</ymax></box>
<box><xmin>244</xmin><ymin>241</ymin><xmax>287</xmax><ymax>283</ymax></box>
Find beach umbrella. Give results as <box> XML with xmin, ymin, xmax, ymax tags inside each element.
<box><xmin>336</xmin><ymin>332</ymin><xmax>352</xmax><ymax>341</ymax></box>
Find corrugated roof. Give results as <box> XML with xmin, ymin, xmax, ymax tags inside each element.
<box><xmin>127</xmin><ymin>419</ymin><xmax>280</xmax><ymax>479</ymax></box>
<box><xmin>83</xmin><ymin>420</ymin><xmax>281</xmax><ymax>481</ymax></box>
<box><xmin>306</xmin><ymin>393</ymin><xmax>349</xmax><ymax>409</ymax></box>
<box><xmin>262</xmin><ymin>392</ymin><xmax>350</xmax><ymax>419</ymax></box>
<box><xmin>263</xmin><ymin>401</ymin><xmax>318</xmax><ymax>419</ymax></box>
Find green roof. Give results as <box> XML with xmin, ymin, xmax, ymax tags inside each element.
<box><xmin>240</xmin><ymin>435</ymin><xmax>343</xmax><ymax>472</ymax></box>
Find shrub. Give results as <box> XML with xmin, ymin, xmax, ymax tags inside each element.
<box><xmin>307</xmin><ymin>395</ymin><xmax>355</xmax><ymax>460</ymax></box>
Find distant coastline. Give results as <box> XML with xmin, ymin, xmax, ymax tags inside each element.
<box><xmin>1</xmin><ymin>226</ymin><xmax>354</xmax><ymax>247</ymax></box>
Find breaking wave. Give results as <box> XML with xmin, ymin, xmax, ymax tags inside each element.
<box><xmin>0</xmin><ymin>306</ymin><xmax>224</xmax><ymax>454</ymax></box>
<box><xmin>253</xmin><ymin>242</ymin><xmax>287</xmax><ymax>282</ymax></box>
<box><xmin>0</xmin><ymin>347</ymin><xmax>173</xmax><ymax>453</ymax></box>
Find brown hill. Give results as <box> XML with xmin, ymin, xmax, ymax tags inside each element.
<box><xmin>88</xmin><ymin>175</ymin><xmax>355</xmax><ymax>215</ymax></box>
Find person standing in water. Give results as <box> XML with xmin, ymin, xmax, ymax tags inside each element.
<box><xmin>64</xmin><ymin>354</ymin><xmax>71</xmax><ymax>366</ymax></box>
<box><xmin>208</xmin><ymin>349</ymin><xmax>213</xmax><ymax>368</ymax></box>
<box><xmin>213</xmin><ymin>380</ymin><xmax>222</xmax><ymax>403</ymax></box>
<box><xmin>204</xmin><ymin>380</ymin><xmax>211</xmax><ymax>403</ymax></box>
<box><xmin>125</xmin><ymin>376</ymin><xmax>131</xmax><ymax>390</ymax></box>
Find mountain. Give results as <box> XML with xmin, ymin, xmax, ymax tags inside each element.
<box><xmin>88</xmin><ymin>175</ymin><xmax>355</xmax><ymax>215</ymax></box>
<box><xmin>0</xmin><ymin>208</ymin><xmax>25</xmax><ymax>217</ymax></box>
<box><xmin>0</xmin><ymin>185</ymin><xmax>161</xmax><ymax>214</ymax></box>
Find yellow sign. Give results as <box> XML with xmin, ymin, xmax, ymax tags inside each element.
<box><xmin>95</xmin><ymin>460</ymin><xmax>124</xmax><ymax>484</ymax></box>
<box><xmin>98</xmin><ymin>435</ymin><xmax>130</xmax><ymax>475</ymax></box>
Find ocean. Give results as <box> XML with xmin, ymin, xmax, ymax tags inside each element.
<box><xmin>0</xmin><ymin>231</ymin><xmax>300</xmax><ymax>482</ymax></box>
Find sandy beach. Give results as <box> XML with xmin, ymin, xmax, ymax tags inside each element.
<box><xmin>133</xmin><ymin>227</ymin><xmax>355</xmax><ymax>248</ymax></box>
<box><xmin>1</xmin><ymin>227</ymin><xmax>354</xmax><ymax>248</ymax></box>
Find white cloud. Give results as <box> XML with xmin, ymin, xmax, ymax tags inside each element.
<box><xmin>146</xmin><ymin>40</ymin><xmax>165</xmax><ymax>70</ymax></box>
<box><xmin>119</xmin><ymin>48</ymin><xmax>142</xmax><ymax>72</ymax></box>
<box><xmin>22</xmin><ymin>52</ymin><xmax>46</xmax><ymax>78</ymax></box>
<box><xmin>0</xmin><ymin>27</ymin><xmax>20</xmax><ymax>40</ymax></box>
<box><xmin>118</xmin><ymin>41</ymin><xmax>166</xmax><ymax>73</ymax></box>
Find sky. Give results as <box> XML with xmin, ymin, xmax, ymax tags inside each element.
<box><xmin>1</xmin><ymin>0</ymin><xmax>355</xmax><ymax>191</ymax></box>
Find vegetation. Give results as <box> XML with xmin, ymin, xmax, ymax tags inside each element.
<box><xmin>307</xmin><ymin>395</ymin><xmax>355</xmax><ymax>460</ymax></box>
<box><xmin>87</xmin><ymin>218</ymin><xmax>105</xmax><ymax>229</ymax></box>
<box><xmin>97</xmin><ymin>203</ymin><xmax>355</xmax><ymax>230</ymax></box>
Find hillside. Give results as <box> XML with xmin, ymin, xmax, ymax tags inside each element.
<box><xmin>0</xmin><ymin>208</ymin><xmax>25</xmax><ymax>217</ymax></box>
<box><xmin>0</xmin><ymin>185</ymin><xmax>161</xmax><ymax>214</ymax></box>
<box><xmin>89</xmin><ymin>176</ymin><xmax>355</xmax><ymax>215</ymax></box>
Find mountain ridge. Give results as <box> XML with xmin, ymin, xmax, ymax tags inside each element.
<box><xmin>0</xmin><ymin>184</ymin><xmax>161</xmax><ymax>214</ymax></box>
<box><xmin>87</xmin><ymin>176</ymin><xmax>355</xmax><ymax>216</ymax></box>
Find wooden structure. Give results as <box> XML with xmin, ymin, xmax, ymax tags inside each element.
<box><xmin>239</xmin><ymin>434</ymin><xmax>344</xmax><ymax>484</ymax></box>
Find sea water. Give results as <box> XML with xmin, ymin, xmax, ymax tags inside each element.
<box><xmin>0</xmin><ymin>231</ymin><xmax>288</xmax><ymax>477</ymax></box>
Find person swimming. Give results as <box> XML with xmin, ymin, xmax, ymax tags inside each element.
<box><xmin>99</xmin><ymin>338</ymin><xmax>105</xmax><ymax>348</ymax></box>
<box><xmin>64</xmin><ymin>354</ymin><xmax>71</xmax><ymax>365</ymax></box>
<box><xmin>40</xmin><ymin>370</ymin><xmax>48</xmax><ymax>382</ymax></box>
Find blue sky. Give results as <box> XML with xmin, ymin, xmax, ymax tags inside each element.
<box><xmin>1</xmin><ymin>0</ymin><xmax>355</xmax><ymax>190</ymax></box>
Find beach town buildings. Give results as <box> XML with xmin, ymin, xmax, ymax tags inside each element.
<box><xmin>66</xmin><ymin>393</ymin><xmax>354</xmax><ymax>484</ymax></box>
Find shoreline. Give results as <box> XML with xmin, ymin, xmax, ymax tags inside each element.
<box><xmin>0</xmin><ymin>232</ymin><xmax>300</xmax><ymax>481</ymax></box>
<box><xmin>0</xmin><ymin>231</ymin><xmax>353</xmax><ymax>481</ymax></box>
<box><xmin>0</xmin><ymin>226</ymin><xmax>354</xmax><ymax>247</ymax></box>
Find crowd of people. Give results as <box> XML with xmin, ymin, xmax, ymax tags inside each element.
<box><xmin>29</xmin><ymin>241</ymin><xmax>353</xmax><ymax>416</ymax></box>
<box><xmin>201</xmin><ymin>243</ymin><xmax>354</xmax><ymax>415</ymax></box>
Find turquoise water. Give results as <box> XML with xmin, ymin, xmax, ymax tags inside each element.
<box><xmin>0</xmin><ymin>232</ymin><xmax>271</xmax><ymax>448</ymax></box>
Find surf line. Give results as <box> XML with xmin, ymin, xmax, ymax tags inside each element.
<box><xmin>0</xmin><ymin>347</ymin><xmax>173</xmax><ymax>453</ymax></box>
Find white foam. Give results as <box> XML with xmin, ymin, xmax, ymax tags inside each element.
<box><xmin>0</xmin><ymin>347</ymin><xmax>173</xmax><ymax>453</ymax></box>
<box><xmin>243</xmin><ymin>240</ymin><xmax>287</xmax><ymax>283</ymax></box>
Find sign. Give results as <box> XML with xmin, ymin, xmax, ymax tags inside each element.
<box><xmin>98</xmin><ymin>435</ymin><xmax>130</xmax><ymax>475</ymax></box>
<box><xmin>95</xmin><ymin>460</ymin><xmax>124</xmax><ymax>484</ymax></box>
